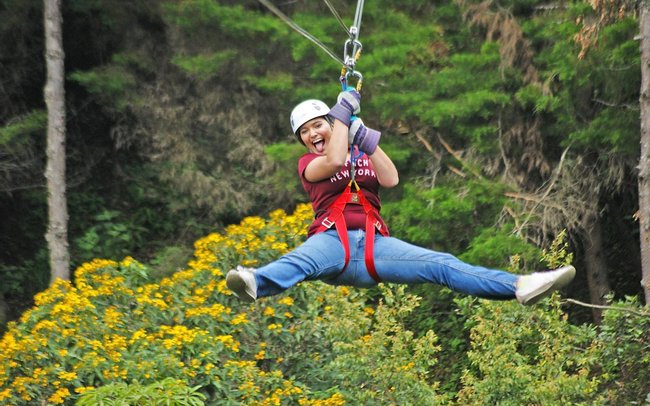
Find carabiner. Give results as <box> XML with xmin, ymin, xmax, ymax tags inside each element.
<box><xmin>343</xmin><ymin>38</ymin><xmax>362</xmax><ymax>71</ymax></box>
<box><xmin>345</xmin><ymin>70</ymin><xmax>363</xmax><ymax>92</ymax></box>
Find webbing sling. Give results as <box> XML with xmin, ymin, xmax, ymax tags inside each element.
<box><xmin>314</xmin><ymin>180</ymin><xmax>388</xmax><ymax>282</ymax></box>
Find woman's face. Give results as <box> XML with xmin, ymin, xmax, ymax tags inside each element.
<box><xmin>298</xmin><ymin>117</ymin><xmax>332</xmax><ymax>155</ymax></box>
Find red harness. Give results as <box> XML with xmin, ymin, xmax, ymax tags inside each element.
<box><xmin>314</xmin><ymin>180</ymin><xmax>389</xmax><ymax>282</ymax></box>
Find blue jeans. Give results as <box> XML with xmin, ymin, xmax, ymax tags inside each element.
<box><xmin>255</xmin><ymin>230</ymin><xmax>518</xmax><ymax>299</ymax></box>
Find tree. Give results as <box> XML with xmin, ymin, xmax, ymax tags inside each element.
<box><xmin>43</xmin><ymin>0</ymin><xmax>69</xmax><ymax>282</ymax></box>
<box><xmin>640</xmin><ymin>2</ymin><xmax>650</xmax><ymax>304</ymax></box>
<box><xmin>577</xmin><ymin>0</ymin><xmax>650</xmax><ymax>305</ymax></box>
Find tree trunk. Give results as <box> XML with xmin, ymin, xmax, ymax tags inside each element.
<box><xmin>44</xmin><ymin>0</ymin><xmax>70</xmax><ymax>283</ymax></box>
<box><xmin>0</xmin><ymin>294</ymin><xmax>7</xmax><ymax>326</ymax></box>
<box><xmin>583</xmin><ymin>215</ymin><xmax>612</xmax><ymax>323</ymax></box>
<box><xmin>640</xmin><ymin>3</ymin><xmax>650</xmax><ymax>305</ymax></box>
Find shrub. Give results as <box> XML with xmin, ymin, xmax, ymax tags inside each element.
<box><xmin>76</xmin><ymin>378</ymin><xmax>206</xmax><ymax>406</ymax></box>
<box><xmin>455</xmin><ymin>297</ymin><xmax>602</xmax><ymax>404</ymax></box>
<box><xmin>595</xmin><ymin>295</ymin><xmax>650</xmax><ymax>403</ymax></box>
<box><xmin>0</xmin><ymin>204</ymin><xmax>342</xmax><ymax>405</ymax></box>
<box><xmin>0</xmin><ymin>204</ymin><xmax>444</xmax><ymax>405</ymax></box>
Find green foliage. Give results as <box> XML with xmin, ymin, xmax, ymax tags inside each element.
<box><xmin>264</xmin><ymin>141</ymin><xmax>308</xmax><ymax>203</ymax></box>
<box><xmin>595</xmin><ymin>295</ymin><xmax>650</xmax><ymax>403</ymax></box>
<box><xmin>527</xmin><ymin>6</ymin><xmax>639</xmax><ymax>156</ymax></box>
<box><xmin>0</xmin><ymin>206</ymin><xmax>443</xmax><ymax>404</ymax></box>
<box><xmin>456</xmin><ymin>297</ymin><xmax>602</xmax><ymax>404</ymax></box>
<box><xmin>567</xmin><ymin>105</ymin><xmax>638</xmax><ymax>154</ymax></box>
<box><xmin>403</xmin><ymin>285</ymin><xmax>470</xmax><ymax>395</ymax></box>
<box><xmin>1</xmin><ymin>0</ymin><xmax>648</xmax><ymax>402</ymax></box>
<box><xmin>324</xmin><ymin>285</ymin><xmax>446</xmax><ymax>404</ymax></box>
<box><xmin>164</xmin><ymin>1</ymin><xmax>286</xmax><ymax>39</ymax></box>
<box><xmin>456</xmin><ymin>231</ymin><xmax>600</xmax><ymax>404</ymax></box>
<box><xmin>243</xmin><ymin>71</ymin><xmax>294</xmax><ymax>94</ymax></box>
<box><xmin>162</xmin><ymin>0</ymin><xmax>290</xmax><ymax>79</ymax></box>
<box><xmin>0</xmin><ymin>110</ymin><xmax>46</xmax><ymax>145</ymax></box>
<box><xmin>459</xmin><ymin>226</ymin><xmax>541</xmax><ymax>270</ymax></box>
<box><xmin>73</xmin><ymin>210</ymin><xmax>148</xmax><ymax>265</ymax></box>
<box><xmin>540</xmin><ymin>229</ymin><xmax>574</xmax><ymax>269</ymax></box>
<box><xmin>69</xmin><ymin>66</ymin><xmax>137</xmax><ymax>112</ymax></box>
<box><xmin>147</xmin><ymin>245</ymin><xmax>194</xmax><ymax>281</ymax></box>
<box><xmin>76</xmin><ymin>378</ymin><xmax>206</xmax><ymax>406</ymax></box>
<box><xmin>384</xmin><ymin>178</ymin><xmax>507</xmax><ymax>253</ymax></box>
<box><xmin>171</xmin><ymin>51</ymin><xmax>238</xmax><ymax>79</ymax></box>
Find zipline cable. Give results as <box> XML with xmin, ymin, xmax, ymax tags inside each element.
<box><xmin>352</xmin><ymin>0</ymin><xmax>364</xmax><ymax>52</ymax></box>
<box><xmin>257</xmin><ymin>0</ymin><xmax>345</xmax><ymax>66</ymax></box>
<box><xmin>322</xmin><ymin>0</ymin><xmax>349</xmax><ymax>35</ymax></box>
<box><xmin>257</xmin><ymin>0</ymin><xmax>366</xmax><ymax>90</ymax></box>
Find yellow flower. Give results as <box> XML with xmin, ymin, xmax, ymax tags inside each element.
<box><xmin>277</xmin><ymin>297</ymin><xmax>294</xmax><ymax>306</ymax></box>
<box><xmin>231</xmin><ymin>313</ymin><xmax>249</xmax><ymax>325</ymax></box>
<box><xmin>57</xmin><ymin>371</ymin><xmax>78</xmax><ymax>381</ymax></box>
<box><xmin>215</xmin><ymin>335</ymin><xmax>240</xmax><ymax>352</ymax></box>
<box><xmin>217</xmin><ymin>279</ymin><xmax>230</xmax><ymax>295</ymax></box>
<box><xmin>398</xmin><ymin>362</ymin><xmax>416</xmax><ymax>371</ymax></box>
<box><xmin>0</xmin><ymin>388</ymin><xmax>11</xmax><ymax>402</ymax></box>
<box><xmin>241</xmin><ymin>259</ymin><xmax>259</xmax><ymax>267</ymax></box>
<box><xmin>48</xmin><ymin>387</ymin><xmax>70</xmax><ymax>404</ymax></box>
<box><xmin>267</xmin><ymin>323</ymin><xmax>282</xmax><ymax>331</ymax></box>
<box><xmin>263</xmin><ymin>307</ymin><xmax>276</xmax><ymax>317</ymax></box>
<box><xmin>74</xmin><ymin>386</ymin><xmax>95</xmax><ymax>394</ymax></box>
<box><xmin>103</xmin><ymin>306</ymin><xmax>122</xmax><ymax>329</ymax></box>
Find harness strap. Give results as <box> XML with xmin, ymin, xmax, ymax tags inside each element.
<box><xmin>356</xmin><ymin>183</ymin><xmax>387</xmax><ymax>282</ymax></box>
<box><xmin>315</xmin><ymin>181</ymin><xmax>388</xmax><ymax>281</ymax></box>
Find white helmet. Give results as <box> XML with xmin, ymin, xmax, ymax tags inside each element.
<box><xmin>290</xmin><ymin>99</ymin><xmax>330</xmax><ymax>134</ymax></box>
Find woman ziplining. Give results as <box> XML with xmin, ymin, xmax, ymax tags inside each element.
<box><xmin>226</xmin><ymin>0</ymin><xmax>576</xmax><ymax>304</ymax></box>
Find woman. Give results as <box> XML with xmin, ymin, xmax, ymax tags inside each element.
<box><xmin>226</xmin><ymin>90</ymin><xmax>575</xmax><ymax>305</ymax></box>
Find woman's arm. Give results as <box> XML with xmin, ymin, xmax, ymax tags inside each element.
<box><xmin>369</xmin><ymin>146</ymin><xmax>399</xmax><ymax>188</ymax></box>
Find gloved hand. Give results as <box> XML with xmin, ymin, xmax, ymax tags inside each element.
<box><xmin>328</xmin><ymin>89</ymin><xmax>361</xmax><ymax>127</ymax></box>
<box><xmin>348</xmin><ymin>118</ymin><xmax>381</xmax><ymax>155</ymax></box>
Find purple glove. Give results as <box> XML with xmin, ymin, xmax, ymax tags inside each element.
<box><xmin>328</xmin><ymin>89</ymin><xmax>361</xmax><ymax>127</ymax></box>
<box><xmin>348</xmin><ymin>118</ymin><xmax>381</xmax><ymax>155</ymax></box>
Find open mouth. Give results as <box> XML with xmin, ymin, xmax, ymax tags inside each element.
<box><xmin>313</xmin><ymin>139</ymin><xmax>325</xmax><ymax>153</ymax></box>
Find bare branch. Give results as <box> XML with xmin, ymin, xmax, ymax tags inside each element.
<box><xmin>512</xmin><ymin>146</ymin><xmax>570</xmax><ymax>235</ymax></box>
<box><xmin>562</xmin><ymin>298</ymin><xmax>650</xmax><ymax>316</ymax></box>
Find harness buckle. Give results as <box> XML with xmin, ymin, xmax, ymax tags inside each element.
<box><xmin>373</xmin><ymin>220</ymin><xmax>382</xmax><ymax>231</ymax></box>
<box><xmin>321</xmin><ymin>217</ymin><xmax>335</xmax><ymax>229</ymax></box>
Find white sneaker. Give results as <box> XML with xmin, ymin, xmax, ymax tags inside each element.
<box><xmin>516</xmin><ymin>265</ymin><xmax>576</xmax><ymax>305</ymax></box>
<box><xmin>226</xmin><ymin>266</ymin><xmax>257</xmax><ymax>303</ymax></box>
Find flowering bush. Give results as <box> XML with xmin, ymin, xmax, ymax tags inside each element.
<box><xmin>2</xmin><ymin>203</ymin><xmax>609</xmax><ymax>405</ymax></box>
<box><xmin>0</xmin><ymin>204</ymin><xmax>444</xmax><ymax>405</ymax></box>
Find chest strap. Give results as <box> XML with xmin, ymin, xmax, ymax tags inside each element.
<box><xmin>314</xmin><ymin>181</ymin><xmax>389</xmax><ymax>282</ymax></box>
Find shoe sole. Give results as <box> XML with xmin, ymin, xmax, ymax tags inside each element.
<box><xmin>521</xmin><ymin>265</ymin><xmax>576</xmax><ymax>305</ymax></box>
<box><xmin>226</xmin><ymin>271</ymin><xmax>256</xmax><ymax>303</ymax></box>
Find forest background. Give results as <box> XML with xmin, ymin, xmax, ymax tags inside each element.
<box><xmin>1</xmin><ymin>0</ymin><xmax>650</xmax><ymax>404</ymax></box>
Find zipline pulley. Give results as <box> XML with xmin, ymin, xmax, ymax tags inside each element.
<box><xmin>341</xmin><ymin>0</ymin><xmax>365</xmax><ymax>91</ymax></box>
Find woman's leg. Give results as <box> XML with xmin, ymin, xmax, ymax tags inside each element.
<box><xmin>368</xmin><ymin>235</ymin><xmax>518</xmax><ymax>299</ymax></box>
<box><xmin>254</xmin><ymin>230</ymin><xmax>346</xmax><ymax>297</ymax></box>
